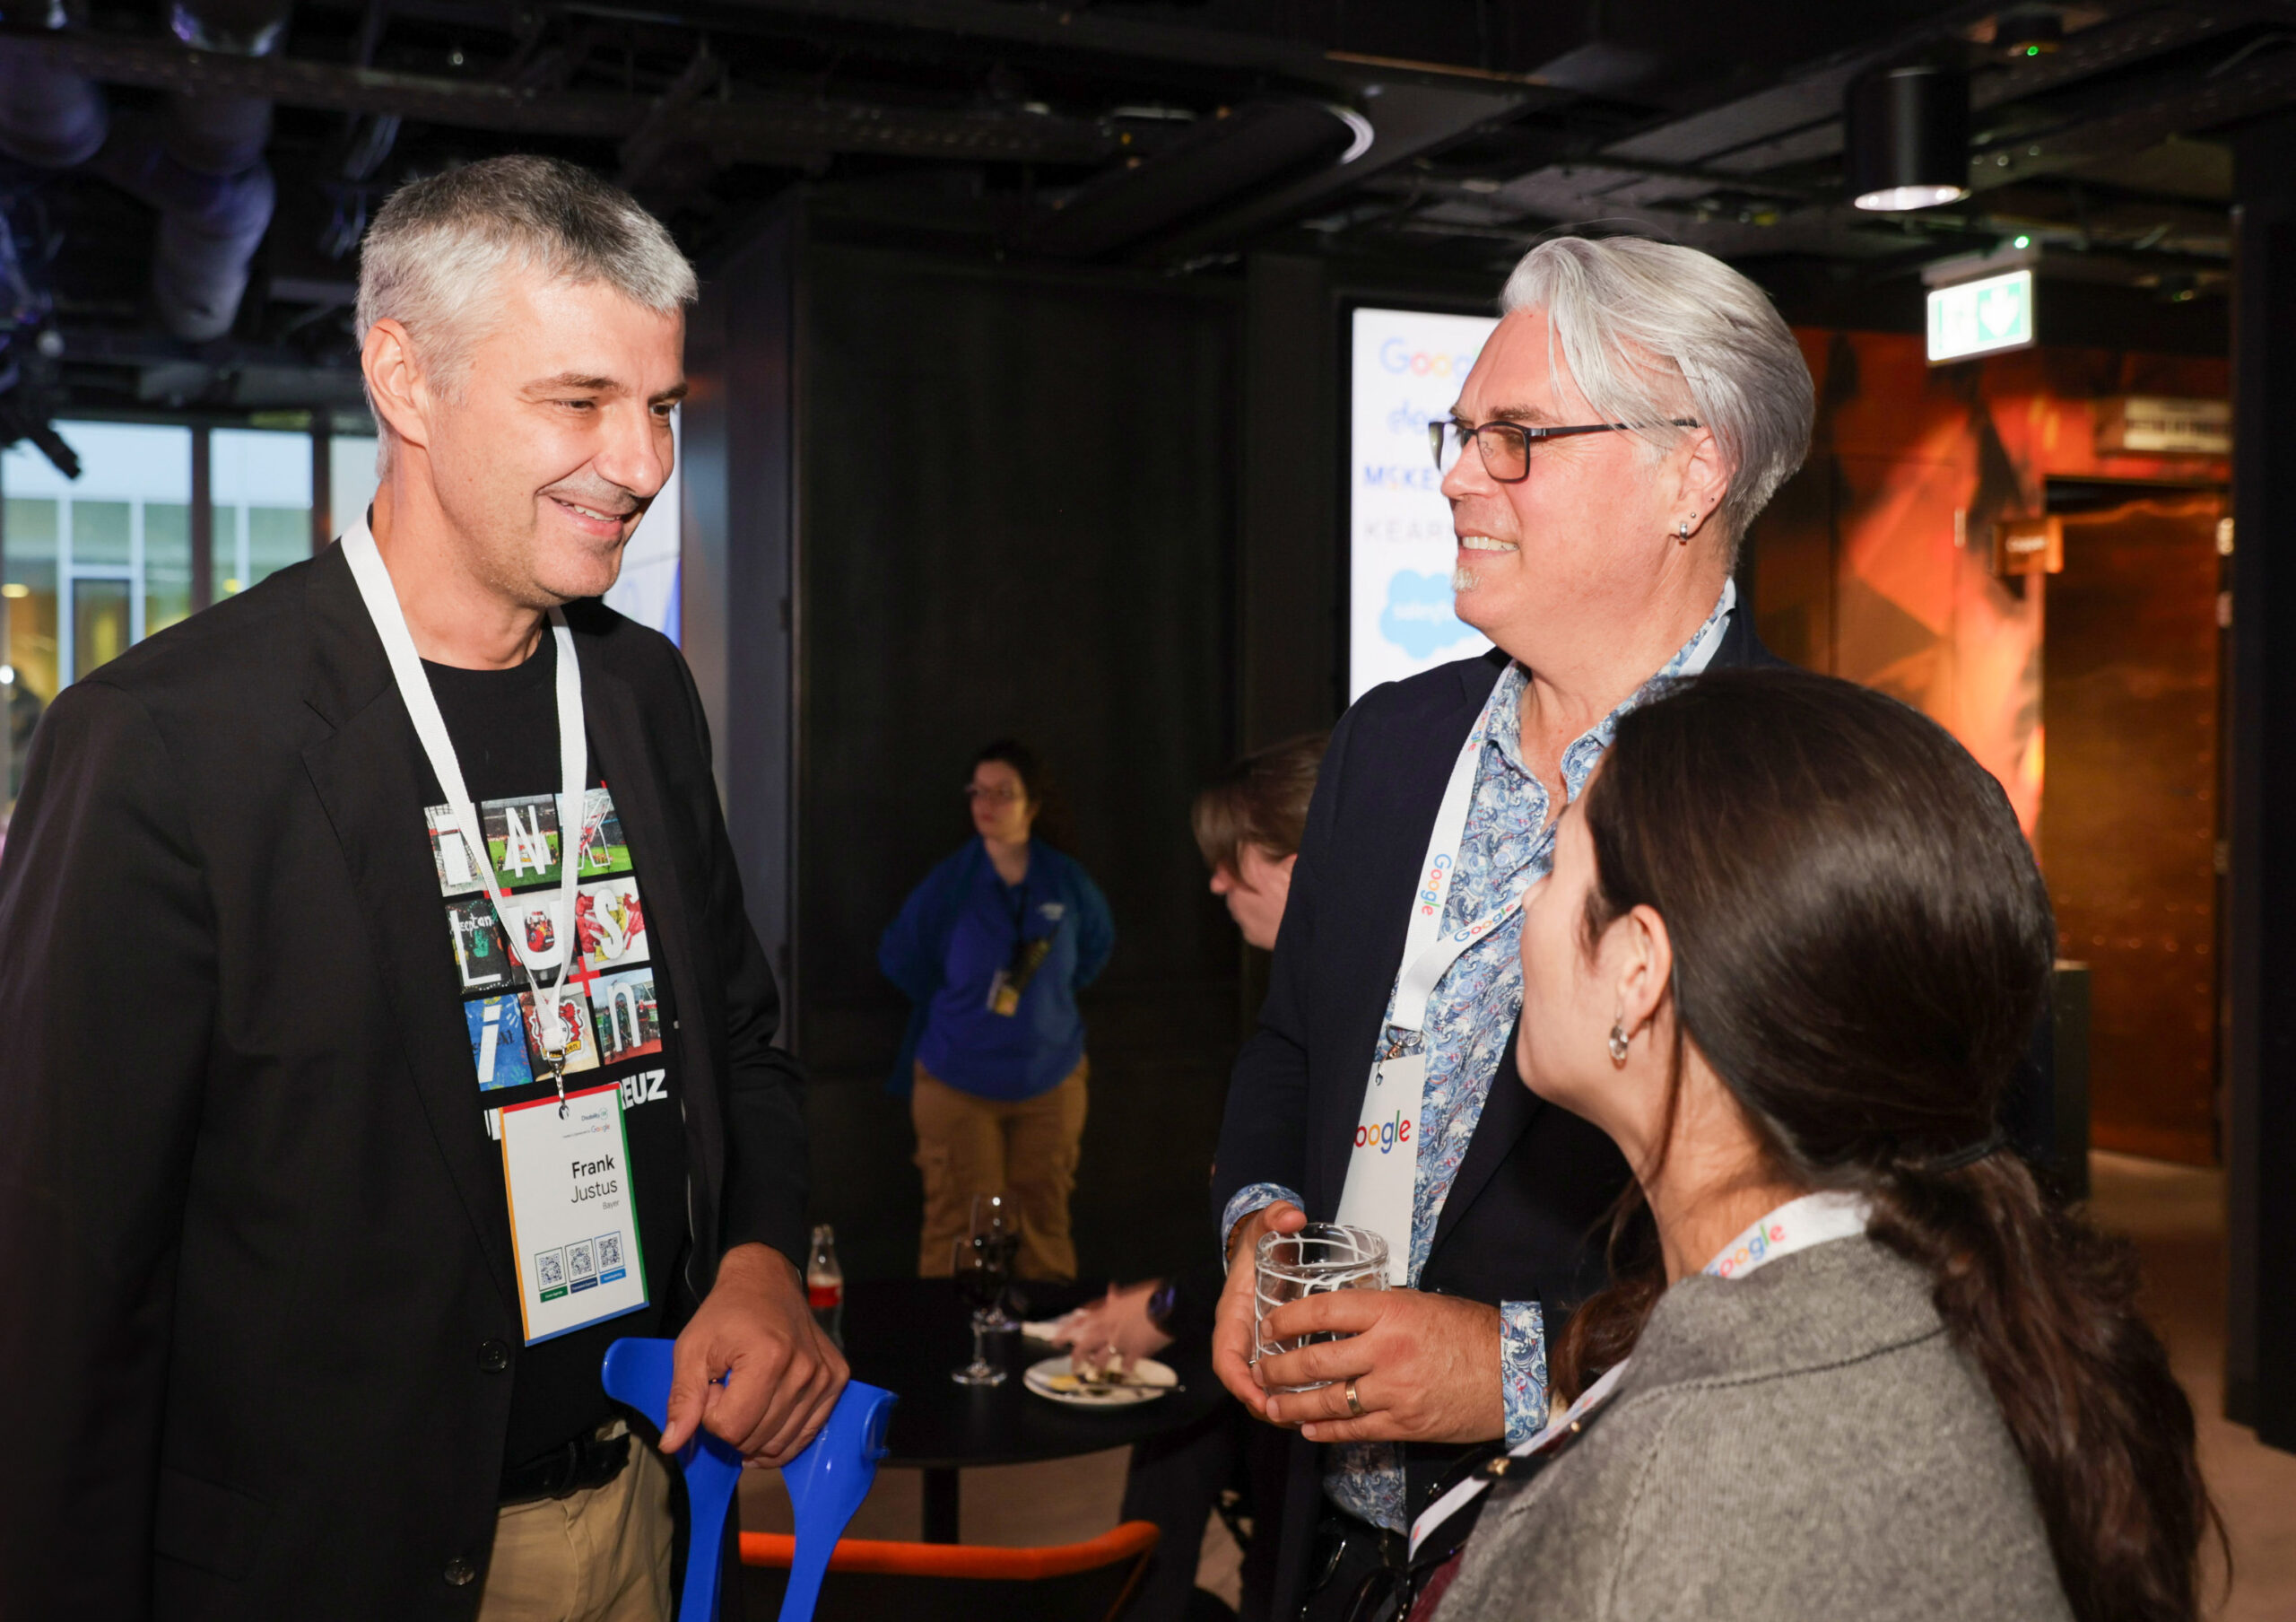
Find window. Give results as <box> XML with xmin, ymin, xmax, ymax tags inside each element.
<box><xmin>211</xmin><ymin>428</ymin><xmax>312</xmax><ymax>596</ymax></box>
<box><xmin>330</xmin><ymin>434</ymin><xmax>380</xmax><ymax>537</ymax></box>
<box><xmin>0</xmin><ymin>419</ymin><xmax>360</xmax><ymax>826</ymax></box>
<box><xmin>3</xmin><ymin>423</ymin><xmax>196</xmax><ymax>805</ymax></box>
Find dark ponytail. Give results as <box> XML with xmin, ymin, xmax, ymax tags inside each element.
<box><xmin>1866</xmin><ymin>1157</ymin><xmax>2214</xmax><ymax>1622</ymax></box>
<box><xmin>1552</xmin><ymin>669</ymin><xmax>2219</xmax><ymax>1622</ymax></box>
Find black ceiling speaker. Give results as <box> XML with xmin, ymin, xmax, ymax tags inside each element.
<box><xmin>1845</xmin><ymin>60</ymin><xmax>1971</xmax><ymax>211</ymax></box>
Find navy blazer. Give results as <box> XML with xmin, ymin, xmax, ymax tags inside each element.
<box><xmin>1211</xmin><ymin>607</ymin><xmax>1783</xmax><ymax>1614</ymax></box>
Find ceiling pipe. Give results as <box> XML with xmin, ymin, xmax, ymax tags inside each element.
<box><xmin>1015</xmin><ymin>99</ymin><xmax>1358</xmax><ymax>259</ymax></box>
<box><xmin>0</xmin><ymin>34</ymin><xmax>109</xmax><ymax>169</ymax></box>
<box><xmin>0</xmin><ymin>0</ymin><xmax>283</xmax><ymax>344</ymax></box>
<box><xmin>147</xmin><ymin>0</ymin><xmax>288</xmax><ymax>342</ymax></box>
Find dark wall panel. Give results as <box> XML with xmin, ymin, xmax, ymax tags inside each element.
<box><xmin>2227</xmin><ymin>111</ymin><xmax>2296</xmax><ymax>1449</ymax></box>
<box><xmin>683</xmin><ymin>205</ymin><xmax>798</xmax><ymax>994</ymax></box>
<box><xmin>795</xmin><ymin>244</ymin><xmax>1240</xmax><ymax>1282</ymax></box>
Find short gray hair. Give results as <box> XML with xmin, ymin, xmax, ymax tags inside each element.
<box><xmin>1500</xmin><ymin>237</ymin><xmax>1813</xmax><ymax>555</ymax></box>
<box><xmin>356</xmin><ymin>155</ymin><xmax>697</xmax><ymax>411</ymax></box>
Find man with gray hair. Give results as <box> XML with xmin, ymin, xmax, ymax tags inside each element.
<box><xmin>0</xmin><ymin>155</ymin><xmax>840</xmax><ymax>1621</ymax></box>
<box><xmin>1208</xmin><ymin>236</ymin><xmax>1813</xmax><ymax>1621</ymax></box>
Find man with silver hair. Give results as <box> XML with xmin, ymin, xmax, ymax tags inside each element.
<box><xmin>0</xmin><ymin>155</ymin><xmax>841</xmax><ymax>1621</ymax></box>
<box><xmin>1208</xmin><ymin>236</ymin><xmax>1814</xmax><ymax>1622</ymax></box>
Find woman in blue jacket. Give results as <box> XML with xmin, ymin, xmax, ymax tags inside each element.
<box><xmin>880</xmin><ymin>740</ymin><xmax>1115</xmax><ymax>1279</ymax></box>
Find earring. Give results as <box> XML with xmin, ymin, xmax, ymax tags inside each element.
<box><xmin>1607</xmin><ymin>1020</ymin><xmax>1631</xmax><ymax>1067</ymax></box>
<box><xmin>1676</xmin><ymin>518</ymin><xmax>1692</xmax><ymax>541</ymax></box>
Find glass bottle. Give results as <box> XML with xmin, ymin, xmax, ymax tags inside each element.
<box><xmin>805</xmin><ymin>1223</ymin><xmax>845</xmax><ymax>1347</ymax></box>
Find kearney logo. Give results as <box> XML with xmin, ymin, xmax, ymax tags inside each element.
<box><xmin>1354</xmin><ymin>1112</ymin><xmax>1413</xmax><ymax>1155</ymax></box>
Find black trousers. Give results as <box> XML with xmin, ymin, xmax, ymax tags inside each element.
<box><xmin>1119</xmin><ymin>1404</ymin><xmax>1287</xmax><ymax>1622</ymax></box>
<box><xmin>1297</xmin><ymin>1504</ymin><xmax>1408</xmax><ymax>1622</ymax></box>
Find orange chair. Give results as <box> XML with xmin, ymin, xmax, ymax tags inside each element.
<box><xmin>740</xmin><ymin>1521</ymin><xmax>1160</xmax><ymax>1622</ymax></box>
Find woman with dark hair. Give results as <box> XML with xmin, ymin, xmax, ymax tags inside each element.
<box><xmin>1402</xmin><ymin>670</ymin><xmax>2213</xmax><ymax>1622</ymax></box>
<box><xmin>880</xmin><ymin>740</ymin><xmax>1115</xmax><ymax>1280</ymax></box>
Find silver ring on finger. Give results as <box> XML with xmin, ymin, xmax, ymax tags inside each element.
<box><xmin>1344</xmin><ymin>1379</ymin><xmax>1365</xmax><ymax>1419</ymax></box>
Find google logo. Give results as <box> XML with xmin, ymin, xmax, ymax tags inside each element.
<box><xmin>1354</xmin><ymin>1112</ymin><xmax>1413</xmax><ymax>1155</ymax></box>
<box><xmin>1709</xmin><ymin>1221</ymin><xmax>1788</xmax><ymax>1278</ymax></box>
<box><xmin>1380</xmin><ymin>338</ymin><xmax>1482</xmax><ymax>377</ymax></box>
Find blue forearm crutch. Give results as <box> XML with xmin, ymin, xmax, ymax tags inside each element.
<box><xmin>603</xmin><ymin>1337</ymin><xmax>897</xmax><ymax>1622</ymax></box>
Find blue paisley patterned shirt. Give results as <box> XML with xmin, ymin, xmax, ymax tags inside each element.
<box><xmin>1222</xmin><ymin>582</ymin><xmax>1735</xmax><ymax>1531</ymax></box>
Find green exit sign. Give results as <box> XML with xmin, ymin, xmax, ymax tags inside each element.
<box><xmin>1927</xmin><ymin>268</ymin><xmax>2035</xmax><ymax>362</ymax></box>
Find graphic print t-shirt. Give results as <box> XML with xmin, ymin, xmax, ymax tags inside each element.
<box><xmin>416</xmin><ymin>636</ymin><xmax>691</xmax><ymax>1474</ymax></box>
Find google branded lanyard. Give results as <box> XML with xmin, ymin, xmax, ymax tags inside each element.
<box><xmin>342</xmin><ymin>520</ymin><xmax>589</xmax><ymax>1106</ymax></box>
<box><xmin>1407</xmin><ymin>1188</ymin><xmax>1871</xmax><ymax>1557</ymax></box>
<box><xmin>1333</xmin><ymin>581</ymin><xmax>1736</xmax><ymax>1286</ymax></box>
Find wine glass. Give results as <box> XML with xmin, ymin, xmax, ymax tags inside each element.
<box><xmin>968</xmin><ymin>1193</ymin><xmax>1021</xmax><ymax>1330</ymax></box>
<box><xmin>951</xmin><ymin>1237</ymin><xmax>1007</xmax><ymax>1386</ymax></box>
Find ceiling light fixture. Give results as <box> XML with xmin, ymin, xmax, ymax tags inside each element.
<box><xmin>1845</xmin><ymin>60</ymin><xmax>1971</xmax><ymax>211</ymax></box>
<box><xmin>1326</xmin><ymin>105</ymin><xmax>1376</xmax><ymax>165</ymax></box>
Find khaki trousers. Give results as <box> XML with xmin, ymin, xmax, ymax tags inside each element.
<box><xmin>478</xmin><ymin>1424</ymin><xmax>674</xmax><ymax>1622</ymax></box>
<box><xmin>912</xmin><ymin>1060</ymin><xmax>1089</xmax><ymax>1281</ymax></box>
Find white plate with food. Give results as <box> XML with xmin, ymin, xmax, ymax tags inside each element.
<box><xmin>1022</xmin><ymin>1355</ymin><xmax>1179</xmax><ymax>1408</ymax></box>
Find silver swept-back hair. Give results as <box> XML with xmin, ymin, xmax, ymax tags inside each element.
<box><xmin>355</xmin><ymin>155</ymin><xmax>696</xmax><ymax>457</ymax></box>
<box><xmin>1500</xmin><ymin>237</ymin><xmax>1813</xmax><ymax>557</ymax></box>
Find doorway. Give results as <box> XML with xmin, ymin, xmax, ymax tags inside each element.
<box><xmin>2039</xmin><ymin>481</ymin><xmax>2226</xmax><ymax>1164</ymax></box>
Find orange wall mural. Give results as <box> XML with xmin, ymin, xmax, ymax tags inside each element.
<box><xmin>1751</xmin><ymin>328</ymin><xmax>2231</xmax><ymax>1164</ymax></box>
<box><xmin>1752</xmin><ymin>328</ymin><xmax>2229</xmax><ymax>840</ymax></box>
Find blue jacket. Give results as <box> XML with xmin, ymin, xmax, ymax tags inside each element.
<box><xmin>878</xmin><ymin>838</ymin><xmax>1115</xmax><ymax>1099</ymax></box>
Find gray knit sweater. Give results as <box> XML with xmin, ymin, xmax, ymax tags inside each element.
<box><xmin>1431</xmin><ymin>1235</ymin><xmax>2074</xmax><ymax>1622</ymax></box>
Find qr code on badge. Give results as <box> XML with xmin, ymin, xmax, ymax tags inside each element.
<box><xmin>597</xmin><ymin>1234</ymin><xmax>623</xmax><ymax>1270</ymax></box>
<box><xmin>567</xmin><ymin>1239</ymin><xmax>596</xmax><ymax>1279</ymax></box>
<box><xmin>536</xmin><ymin>1249</ymin><xmax>564</xmax><ymax>1287</ymax></box>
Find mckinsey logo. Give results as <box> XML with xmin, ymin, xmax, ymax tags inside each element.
<box><xmin>1362</xmin><ymin>464</ymin><xmax>1440</xmax><ymax>492</ymax></box>
<box><xmin>1379</xmin><ymin>571</ymin><xmax>1480</xmax><ymax>661</ymax></box>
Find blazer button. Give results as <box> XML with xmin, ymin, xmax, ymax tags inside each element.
<box><xmin>478</xmin><ymin>1339</ymin><xmax>511</xmax><ymax>1373</ymax></box>
<box><xmin>444</xmin><ymin>1556</ymin><xmax>477</xmax><ymax>1586</ymax></box>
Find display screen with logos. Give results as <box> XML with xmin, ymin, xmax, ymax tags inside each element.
<box><xmin>1348</xmin><ymin>306</ymin><xmax>1497</xmax><ymax>701</ymax></box>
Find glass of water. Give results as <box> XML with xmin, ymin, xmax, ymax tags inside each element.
<box><xmin>1252</xmin><ymin>1223</ymin><xmax>1389</xmax><ymax>1393</ymax></box>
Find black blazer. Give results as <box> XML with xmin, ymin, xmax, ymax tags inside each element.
<box><xmin>0</xmin><ymin>545</ymin><xmax>808</xmax><ymax>1621</ymax></box>
<box><xmin>1210</xmin><ymin>610</ymin><xmax>1781</xmax><ymax>1615</ymax></box>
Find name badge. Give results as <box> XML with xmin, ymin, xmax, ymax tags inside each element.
<box><xmin>499</xmin><ymin>1081</ymin><xmax>648</xmax><ymax>1345</ymax></box>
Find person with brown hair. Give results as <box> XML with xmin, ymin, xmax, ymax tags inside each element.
<box><xmin>1191</xmin><ymin>731</ymin><xmax>1330</xmax><ymax>952</ymax></box>
<box><xmin>1399</xmin><ymin>668</ymin><xmax>2213</xmax><ymax>1622</ymax></box>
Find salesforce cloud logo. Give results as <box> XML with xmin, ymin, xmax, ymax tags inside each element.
<box><xmin>1379</xmin><ymin>571</ymin><xmax>1478</xmax><ymax>660</ymax></box>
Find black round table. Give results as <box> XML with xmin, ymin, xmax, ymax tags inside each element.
<box><xmin>838</xmin><ymin>1277</ymin><xmax>1226</xmax><ymax>1543</ymax></box>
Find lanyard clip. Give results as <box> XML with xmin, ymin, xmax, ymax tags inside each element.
<box><xmin>539</xmin><ymin>1048</ymin><xmax>570</xmax><ymax>1113</ymax></box>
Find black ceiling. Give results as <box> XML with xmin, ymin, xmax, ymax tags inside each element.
<box><xmin>0</xmin><ymin>0</ymin><xmax>2280</xmax><ymax>433</ymax></box>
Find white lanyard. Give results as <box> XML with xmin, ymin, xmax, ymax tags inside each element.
<box><xmin>341</xmin><ymin>521</ymin><xmax>589</xmax><ymax>1097</ymax></box>
<box><xmin>1387</xmin><ymin>692</ymin><xmax>1511</xmax><ymax>1038</ymax></box>
<box><xmin>1389</xmin><ymin>578</ymin><xmax>1735</xmax><ymax>1042</ymax></box>
<box><xmin>1407</xmin><ymin>1186</ymin><xmax>1867</xmax><ymax>1556</ymax></box>
<box><xmin>1336</xmin><ymin>582</ymin><xmax>1738</xmax><ymax>1283</ymax></box>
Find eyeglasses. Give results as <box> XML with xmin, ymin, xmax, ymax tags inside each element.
<box><xmin>1429</xmin><ymin>417</ymin><xmax>1700</xmax><ymax>483</ymax></box>
<box><xmin>965</xmin><ymin>783</ymin><xmax>1024</xmax><ymax>805</ymax></box>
